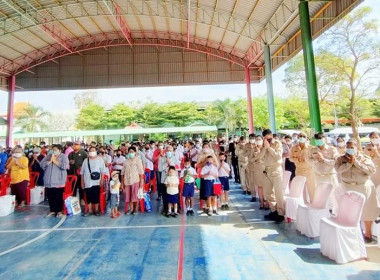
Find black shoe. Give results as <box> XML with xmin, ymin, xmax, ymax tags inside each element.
<box><xmin>156</xmin><ymin>196</ymin><xmax>161</xmax><ymax>201</ymax></box>
<box><xmin>242</xmin><ymin>191</ymin><xmax>247</xmax><ymax>195</ymax></box>
<box><xmin>264</xmin><ymin>211</ymin><xmax>278</xmax><ymax>221</ymax></box>
<box><xmin>207</xmin><ymin>209</ymin><xmax>212</xmax><ymax>216</ymax></box>
<box><xmin>225</xmin><ymin>205</ymin><xmax>229</xmax><ymax>210</ymax></box>
<box><xmin>212</xmin><ymin>210</ymin><xmax>218</xmax><ymax>215</ymax></box>
<box><xmin>190</xmin><ymin>210</ymin><xmax>194</xmax><ymax>216</ymax></box>
<box><xmin>364</xmin><ymin>236</ymin><xmax>373</xmax><ymax>243</ymax></box>
<box><xmin>259</xmin><ymin>206</ymin><xmax>264</xmax><ymax>210</ymax></box>
<box><xmin>95</xmin><ymin>212</ymin><xmax>101</xmax><ymax>216</ymax></box>
<box><xmin>275</xmin><ymin>215</ymin><xmax>285</xmax><ymax>224</ymax></box>
<box><xmin>250</xmin><ymin>197</ymin><xmax>257</xmax><ymax>202</ymax></box>
<box><xmin>171</xmin><ymin>212</ymin><xmax>177</xmax><ymax>217</ymax></box>
<box><xmin>186</xmin><ymin>210</ymin><xmax>190</xmax><ymax>216</ymax></box>
<box><xmin>166</xmin><ymin>212</ymin><xmax>171</xmax><ymax>218</ymax></box>
<box><xmin>203</xmin><ymin>208</ymin><xmax>207</xmax><ymax>213</ymax></box>
<box><xmin>247</xmin><ymin>191</ymin><xmax>251</xmax><ymax>195</ymax></box>
<box><xmin>264</xmin><ymin>206</ymin><xmax>270</xmax><ymax>211</ymax></box>
<box><xmin>221</xmin><ymin>205</ymin><xmax>225</xmax><ymax>210</ymax></box>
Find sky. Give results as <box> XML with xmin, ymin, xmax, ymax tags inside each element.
<box><xmin>0</xmin><ymin>0</ymin><xmax>378</xmax><ymax>115</ymax></box>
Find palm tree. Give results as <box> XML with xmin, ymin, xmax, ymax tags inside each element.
<box><xmin>206</xmin><ymin>98</ymin><xmax>237</xmax><ymax>139</ymax></box>
<box><xmin>16</xmin><ymin>104</ymin><xmax>51</xmax><ymax>132</ymax></box>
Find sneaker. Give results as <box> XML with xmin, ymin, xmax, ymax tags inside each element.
<box><xmin>225</xmin><ymin>205</ymin><xmax>229</xmax><ymax>210</ymax></box>
<box><xmin>275</xmin><ymin>214</ymin><xmax>285</xmax><ymax>224</ymax></box>
<box><xmin>250</xmin><ymin>197</ymin><xmax>257</xmax><ymax>202</ymax></box>
<box><xmin>171</xmin><ymin>212</ymin><xmax>177</xmax><ymax>217</ymax></box>
<box><xmin>190</xmin><ymin>210</ymin><xmax>194</xmax><ymax>216</ymax></box>
<box><xmin>131</xmin><ymin>210</ymin><xmax>136</xmax><ymax>215</ymax></box>
<box><xmin>212</xmin><ymin>210</ymin><xmax>218</xmax><ymax>215</ymax></box>
<box><xmin>166</xmin><ymin>212</ymin><xmax>171</xmax><ymax>218</ymax></box>
<box><xmin>264</xmin><ymin>211</ymin><xmax>278</xmax><ymax>221</ymax></box>
<box><xmin>186</xmin><ymin>210</ymin><xmax>190</xmax><ymax>216</ymax></box>
<box><xmin>203</xmin><ymin>208</ymin><xmax>207</xmax><ymax>213</ymax></box>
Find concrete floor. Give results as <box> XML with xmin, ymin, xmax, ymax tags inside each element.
<box><xmin>0</xmin><ymin>182</ymin><xmax>379</xmax><ymax>280</ymax></box>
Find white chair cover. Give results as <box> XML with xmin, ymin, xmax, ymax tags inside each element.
<box><xmin>296</xmin><ymin>183</ymin><xmax>332</xmax><ymax>237</ymax></box>
<box><xmin>320</xmin><ymin>191</ymin><xmax>367</xmax><ymax>264</ymax></box>
<box><xmin>282</xmin><ymin>170</ymin><xmax>292</xmax><ymax>195</ymax></box>
<box><xmin>284</xmin><ymin>176</ymin><xmax>306</xmax><ymax>220</ymax></box>
<box><xmin>371</xmin><ymin>220</ymin><xmax>380</xmax><ymax>248</ymax></box>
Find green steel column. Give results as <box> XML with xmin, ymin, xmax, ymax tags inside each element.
<box><xmin>299</xmin><ymin>0</ymin><xmax>322</xmax><ymax>134</ymax></box>
<box><xmin>264</xmin><ymin>45</ymin><xmax>277</xmax><ymax>133</ymax></box>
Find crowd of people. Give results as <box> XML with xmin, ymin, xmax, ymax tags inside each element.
<box><xmin>0</xmin><ymin>129</ymin><xmax>379</xmax><ymax>242</ymax></box>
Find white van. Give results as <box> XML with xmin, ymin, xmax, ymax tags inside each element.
<box><xmin>327</xmin><ymin>126</ymin><xmax>380</xmax><ymax>145</ymax></box>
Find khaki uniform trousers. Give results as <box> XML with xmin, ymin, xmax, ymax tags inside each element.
<box><xmin>262</xmin><ymin>167</ymin><xmax>284</xmax><ymax>216</ymax></box>
<box><xmin>239</xmin><ymin>162</ymin><xmax>248</xmax><ymax>191</ymax></box>
<box><xmin>296</xmin><ymin>167</ymin><xmax>315</xmax><ymax>203</ymax></box>
<box><xmin>247</xmin><ymin>165</ymin><xmax>256</xmax><ymax>197</ymax></box>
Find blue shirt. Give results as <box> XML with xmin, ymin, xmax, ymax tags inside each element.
<box><xmin>0</xmin><ymin>152</ymin><xmax>8</xmax><ymax>174</ymax></box>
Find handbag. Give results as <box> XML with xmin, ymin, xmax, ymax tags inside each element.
<box><xmin>87</xmin><ymin>158</ymin><xmax>101</xmax><ymax>180</ymax></box>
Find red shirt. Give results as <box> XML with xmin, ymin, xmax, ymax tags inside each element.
<box><xmin>153</xmin><ymin>149</ymin><xmax>165</xmax><ymax>171</ymax></box>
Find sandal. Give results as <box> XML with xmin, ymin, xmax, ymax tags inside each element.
<box><xmin>56</xmin><ymin>212</ymin><xmax>63</xmax><ymax>218</ymax></box>
<box><xmin>46</xmin><ymin>212</ymin><xmax>56</xmax><ymax>217</ymax></box>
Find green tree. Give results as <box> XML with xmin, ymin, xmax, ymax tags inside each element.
<box><xmin>16</xmin><ymin>104</ymin><xmax>51</xmax><ymax>132</ymax></box>
<box><xmin>161</xmin><ymin>102</ymin><xmax>204</xmax><ymax>126</ymax></box>
<box><xmin>106</xmin><ymin>103</ymin><xmax>136</xmax><ymax>128</ymax></box>
<box><xmin>205</xmin><ymin>98</ymin><xmax>237</xmax><ymax>138</ymax></box>
<box><xmin>76</xmin><ymin>102</ymin><xmax>106</xmax><ymax>130</ymax></box>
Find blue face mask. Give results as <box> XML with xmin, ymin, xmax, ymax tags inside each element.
<box><xmin>206</xmin><ymin>162</ymin><xmax>211</xmax><ymax>166</ymax></box>
<box><xmin>166</xmin><ymin>152</ymin><xmax>173</xmax><ymax>158</ymax></box>
<box><xmin>48</xmin><ymin>150</ymin><xmax>54</xmax><ymax>155</ymax></box>
<box><xmin>346</xmin><ymin>148</ymin><xmax>356</xmax><ymax>156</ymax></box>
<box><xmin>298</xmin><ymin>137</ymin><xmax>306</xmax><ymax>144</ymax></box>
<box><xmin>128</xmin><ymin>153</ymin><xmax>135</xmax><ymax>159</ymax></box>
<box><xmin>315</xmin><ymin>139</ymin><xmax>324</xmax><ymax>147</ymax></box>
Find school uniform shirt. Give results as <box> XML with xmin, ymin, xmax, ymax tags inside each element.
<box><xmin>190</xmin><ymin>147</ymin><xmax>199</xmax><ymax>162</ymax></box>
<box><xmin>145</xmin><ymin>148</ymin><xmax>154</xmax><ymax>170</ymax></box>
<box><xmin>201</xmin><ymin>164</ymin><xmax>218</xmax><ymax>180</ymax></box>
<box><xmin>218</xmin><ymin>161</ymin><xmax>231</xmax><ymax>177</ymax></box>
<box><xmin>180</xmin><ymin>166</ymin><xmax>197</xmax><ymax>183</ymax></box>
<box><xmin>165</xmin><ymin>175</ymin><xmax>179</xmax><ymax>195</ymax></box>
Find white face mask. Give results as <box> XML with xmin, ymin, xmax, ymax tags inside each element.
<box><xmin>13</xmin><ymin>153</ymin><xmax>22</xmax><ymax>158</ymax></box>
<box><xmin>337</xmin><ymin>142</ymin><xmax>345</xmax><ymax>148</ymax></box>
<box><xmin>53</xmin><ymin>150</ymin><xmax>60</xmax><ymax>156</ymax></box>
<box><xmin>255</xmin><ymin>140</ymin><xmax>263</xmax><ymax>146</ymax></box>
<box><xmin>203</xmin><ymin>148</ymin><xmax>210</xmax><ymax>153</ymax></box>
<box><xmin>249</xmin><ymin>139</ymin><xmax>255</xmax><ymax>144</ymax></box>
<box><xmin>89</xmin><ymin>151</ymin><xmax>97</xmax><ymax>157</ymax></box>
<box><xmin>371</xmin><ymin>138</ymin><xmax>380</xmax><ymax>145</ymax></box>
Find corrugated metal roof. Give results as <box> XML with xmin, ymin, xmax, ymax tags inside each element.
<box><xmin>0</xmin><ymin>0</ymin><xmax>363</xmax><ymax>85</ymax></box>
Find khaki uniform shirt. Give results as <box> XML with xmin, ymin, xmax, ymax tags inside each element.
<box><xmin>335</xmin><ymin>153</ymin><xmax>375</xmax><ymax>184</ymax></box>
<box><xmin>289</xmin><ymin>144</ymin><xmax>312</xmax><ymax>170</ymax></box>
<box><xmin>308</xmin><ymin>144</ymin><xmax>339</xmax><ymax>176</ymax></box>
<box><xmin>236</xmin><ymin>143</ymin><xmax>248</xmax><ymax>165</ymax></box>
<box><xmin>243</xmin><ymin>143</ymin><xmax>257</xmax><ymax>170</ymax></box>
<box><xmin>364</xmin><ymin>143</ymin><xmax>380</xmax><ymax>168</ymax></box>
<box><xmin>260</xmin><ymin>139</ymin><xmax>283</xmax><ymax>170</ymax></box>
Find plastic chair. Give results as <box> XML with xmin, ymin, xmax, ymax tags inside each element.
<box><xmin>284</xmin><ymin>175</ymin><xmax>306</xmax><ymax>221</ymax></box>
<box><xmin>282</xmin><ymin>170</ymin><xmax>292</xmax><ymax>195</ymax></box>
<box><xmin>0</xmin><ymin>175</ymin><xmax>11</xmax><ymax>196</ymax></box>
<box><xmin>320</xmin><ymin>191</ymin><xmax>366</xmax><ymax>264</ymax></box>
<box><xmin>296</xmin><ymin>183</ymin><xmax>333</xmax><ymax>237</ymax></box>
<box><xmin>26</xmin><ymin>172</ymin><xmax>40</xmax><ymax>205</ymax></box>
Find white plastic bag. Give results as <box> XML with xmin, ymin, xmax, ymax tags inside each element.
<box><xmin>0</xmin><ymin>195</ymin><xmax>16</xmax><ymax>216</ymax></box>
<box><xmin>65</xmin><ymin>196</ymin><xmax>81</xmax><ymax>216</ymax></box>
<box><xmin>30</xmin><ymin>186</ymin><xmax>45</xmax><ymax>205</ymax></box>
<box><xmin>137</xmin><ymin>188</ymin><xmax>144</xmax><ymax>200</ymax></box>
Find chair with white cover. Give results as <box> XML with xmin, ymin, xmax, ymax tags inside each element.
<box><xmin>296</xmin><ymin>183</ymin><xmax>333</xmax><ymax>237</ymax></box>
<box><xmin>320</xmin><ymin>191</ymin><xmax>366</xmax><ymax>264</ymax></box>
<box><xmin>282</xmin><ymin>170</ymin><xmax>292</xmax><ymax>195</ymax></box>
<box><xmin>284</xmin><ymin>176</ymin><xmax>306</xmax><ymax>221</ymax></box>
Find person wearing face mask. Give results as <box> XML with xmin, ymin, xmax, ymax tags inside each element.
<box><xmin>201</xmin><ymin>155</ymin><xmax>219</xmax><ymax>216</ymax></box>
<box><xmin>283</xmin><ymin>135</ymin><xmax>296</xmax><ymax>181</ymax></box>
<box><xmin>243</xmin><ymin>134</ymin><xmax>258</xmax><ymax>201</ymax></box>
<box><xmin>236</xmin><ymin>136</ymin><xmax>249</xmax><ymax>195</ymax></box>
<box><xmin>260</xmin><ymin>129</ymin><xmax>285</xmax><ymax>223</ymax></box>
<box><xmin>335</xmin><ymin>139</ymin><xmax>379</xmax><ymax>243</ymax></box>
<box><xmin>68</xmin><ymin>141</ymin><xmax>88</xmax><ymax>205</ymax></box>
<box><xmin>144</xmin><ymin>141</ymin><xmax>156</xmax><ymax>189</ymax></box>
<box><xmin>218</xmin><ymin>152</ymin><xmax>231</xmax><ymax>210</ymax></box>
<box><xmin>180</xmin><ymin>158</ymin><xmax>197</xmax><ymax>215</ymax></box>
<box><xmin>197</xmin><ymin>142</ymin><xmax>218</xmax><ymax>212</ymax></box>
<box><xmin>228</xmin><ymin>138</ymin><xmax>240</xmax><ymax>184</ymax></box>
<box><xmin>109</xmin><ymin>170</ymin><xmax>121</xmax><ymax>218</ymax></box>
<box><xmin>336</xmin><ymin>137</ymin><xmax>346</xmax><ymax>155</ymax></box>
<box><xmin>364</xmin><ymin>132</ymin><xmax>380</xmax><ymax>187</ymax></box>
<box><xmin>158</xmin><ymin>145</ymin><xmax>180</xmax><ymax>214</ymax></box>
<box><xmin>153</xmin><ymin>141</ymin><xmax>164</xmax><ymax>199</ymax></box>
<box><xmin>289</xmin><ymin>132</ymin><xmax>316</xmax><ymax>202</ymax></box>
<box><xmin>112</xmin><ymin>149</ymin><xmax>126</xmax><ymax>176</ymax></box>
<box><xmin>29</xmin><ymin>147</ymin><xmax>45</xmax><ymax>187</ymax></box>
<box><xmin>189</xmin><ymin>142</ymin><xmax>200</xmax><ymax>168</ymax></box>
<box><xmin>98</xmin><ymin>147</ymin><xmax>112</xmax><ymax>177</ymax></box>
<box><xmin>0</xmin><ymin>145</ymin><xmax>8</xmax><ymax>175</ymax></box>
<box><xmin>81</xmin><ymin>147</ymin><xmax>107</xmax><ymax>216</ymax></box>
<box><xmin>121</xmin><ymin>147</ymin><xmax>144</xmax><ymax>215</ymax></box>
<box><xmin>308</xmin><ymin>132</ymin><xmax>341</xmax><ymax>215</ymax></box>
<box><xmin>5</xmin><ymin>147</ymin><xmax>30</xmax><ymax>207</ymax></box>
<box><xmin>40</xmin><ymin>144</ymin><xmax>69</xmax><ymax>217</ymax></box>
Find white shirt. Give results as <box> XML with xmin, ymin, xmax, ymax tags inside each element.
<box><xmin>190</xmin><ymin>147</ymin><xmax>199</xmax><ymax>162</ymax></box>
<box><xmin>110</xmin><ymin>179</ymin><xmax>120</xmax><ymax>194</ymax></box>
<box><xmin>112</xmin><ymin>155</ymin><xmax>126</xmax><ymax>170</ymax></box>
<box><xmin>218</xmin><ymin>161</ymin><xmax>231</xmax><ymax>177</ymax></box>
<box><xmin>201</xmin><ymin>164</ymin><xmax>218</xmax><ymax>180</ymax></box>
<box><xmin>180</xmin><ymin>166</ymin><xmax>197</xmax><ymax>183</ymax></box>
<box><xmin>145</xmin><ymin>148</ymin><xmax>154</xmax><ymax>170</ymax></box>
